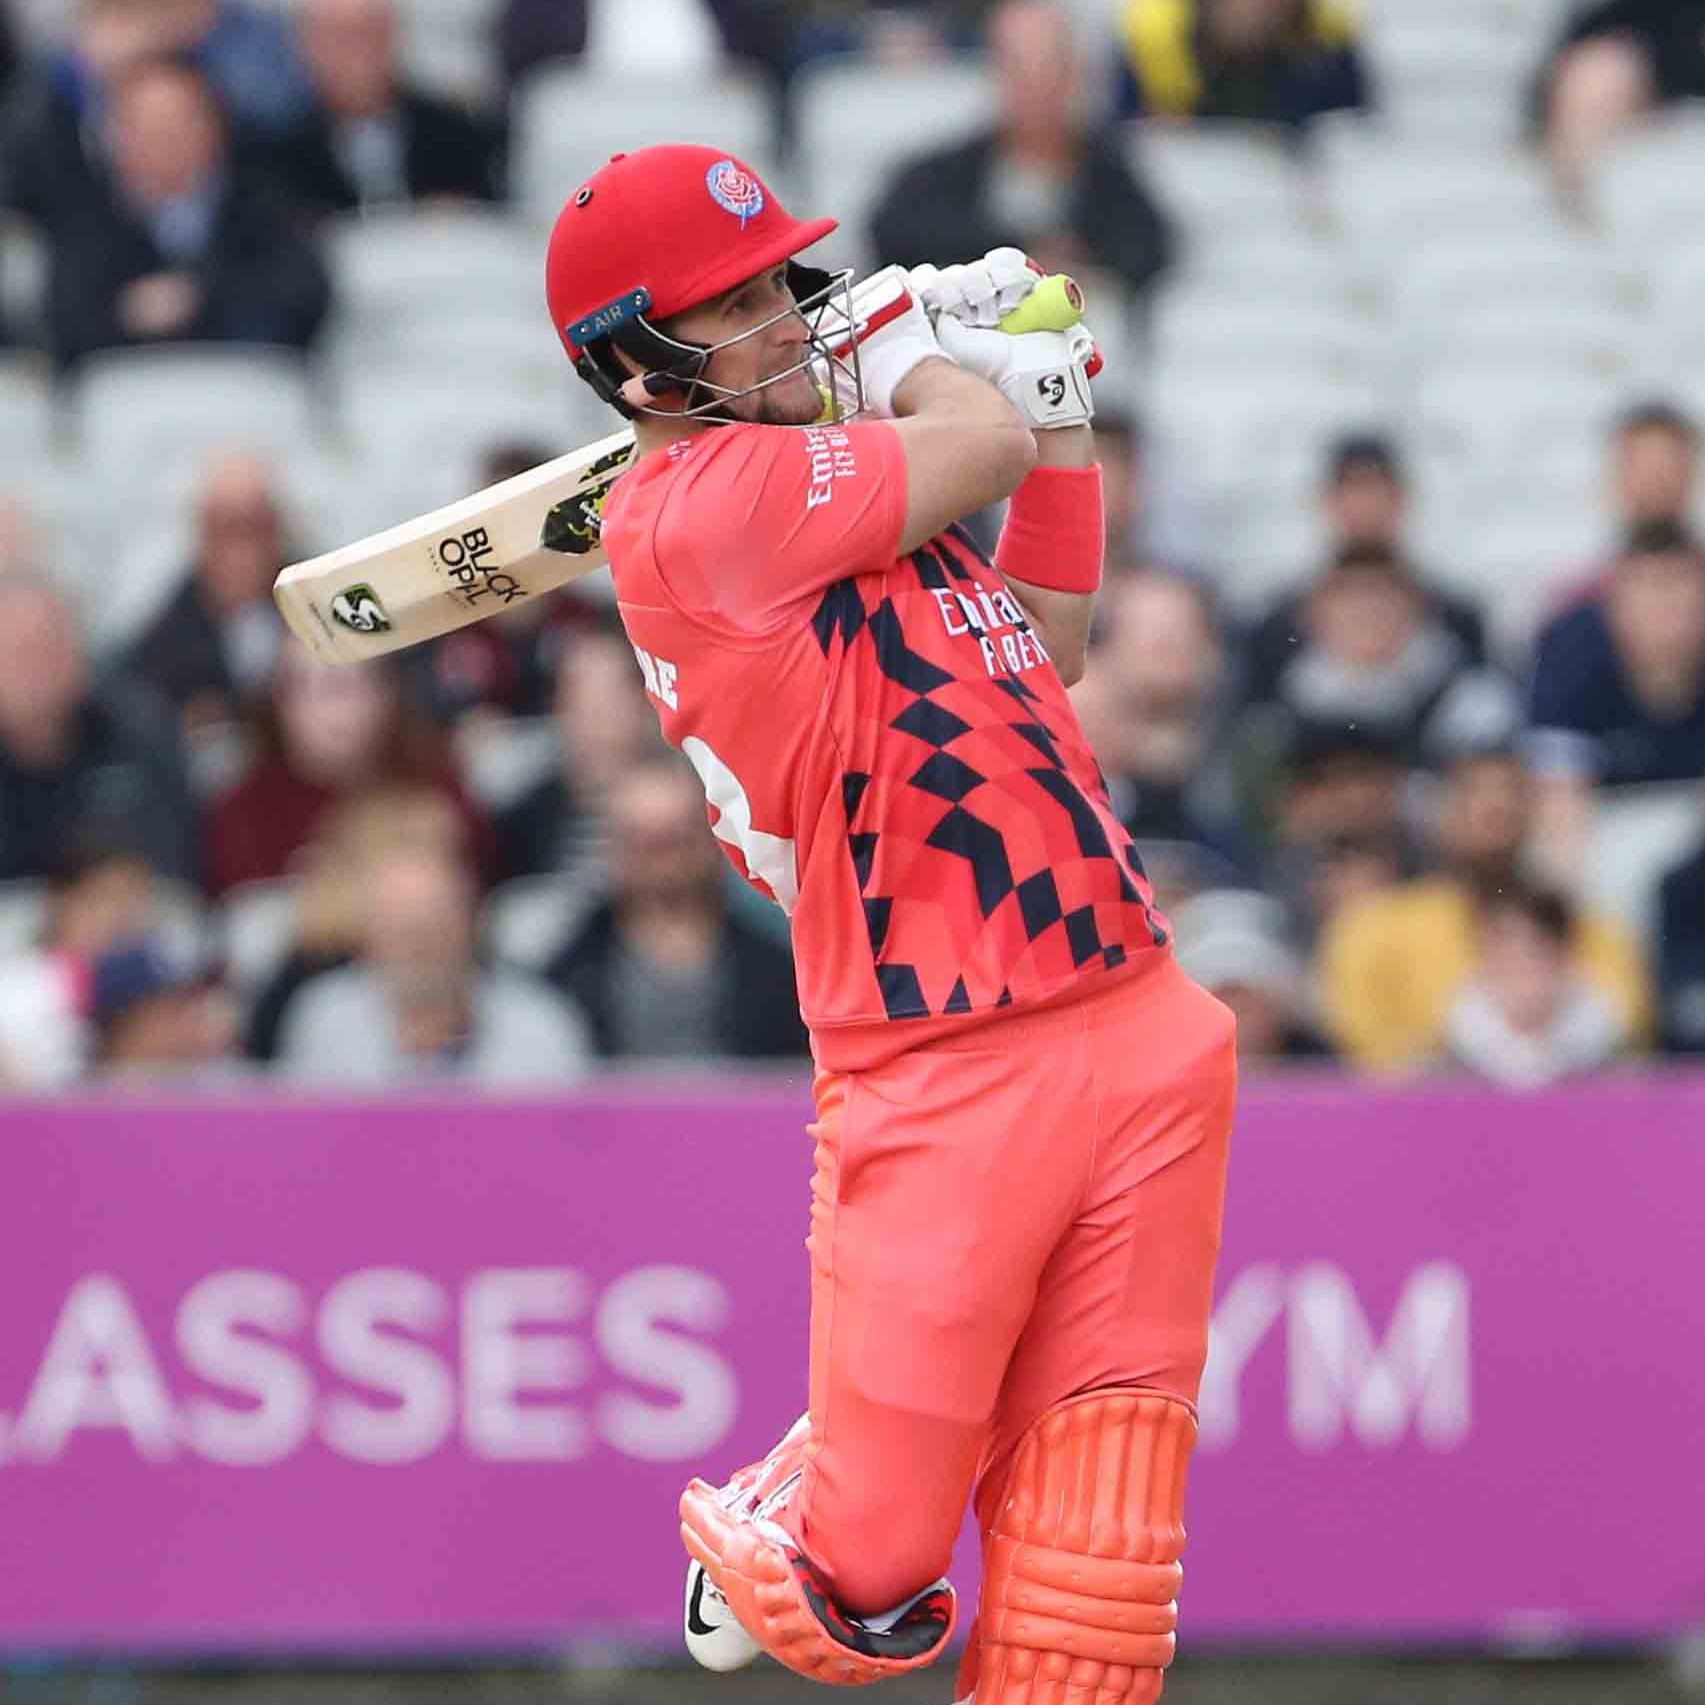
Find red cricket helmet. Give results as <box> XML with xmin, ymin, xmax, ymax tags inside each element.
<box><xmin>546</xmin><ymin>145</ymin><xmax>839</xmax><ymax>416</ymax></box>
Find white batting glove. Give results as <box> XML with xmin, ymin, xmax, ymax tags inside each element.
<box><xmin>825</xmin><ymin>266</ymin><xmax>943</xmax><ymax>419</ymax></box>
<box><xmin>934</xmin><ymin>316</ymin><xmax>1097</xmax><ymax>430</ymax></box>
<box><xmin>910</xmin><ymin>247</ymin><xmax>1040</xmax><ymax>329</ymax></box>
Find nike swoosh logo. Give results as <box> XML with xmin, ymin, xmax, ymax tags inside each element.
<box><xmin>686</xmin><ymin>1568</ymin><xmax>720</xmax><ymax>1637</ymax></box>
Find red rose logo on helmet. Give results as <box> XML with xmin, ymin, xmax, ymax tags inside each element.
<box><xmin>706</xmin><ymin>159</ymin><xmax>765</xmax><ymax>227</ymax></box>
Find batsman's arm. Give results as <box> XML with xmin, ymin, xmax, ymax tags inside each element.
<box><xmin>889</xmin><ymin>359</ymin><xmax>1037</xmax><ymax>556</ymax></box>
<box><xmin>998</xmin><ymin>425</ymin><xmax>1101</xmax><ymax>688</ymax></box>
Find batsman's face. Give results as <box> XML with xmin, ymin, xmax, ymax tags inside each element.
<box><xmin>674</xmin><ymin>265</ymin><xmax>824</xmax><ymax>427</ymax></box>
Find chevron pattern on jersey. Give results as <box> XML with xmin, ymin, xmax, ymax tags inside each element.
<box><xmin>815</xmin><ymin>529</ymin><xmax>1165</xmax><ymax>1022</ymax></box>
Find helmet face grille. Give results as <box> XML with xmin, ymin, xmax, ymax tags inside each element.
<box><xmin>582</xmin><ymin>268</ymin><xmax>869</xmax><ymax>427</ymax></box>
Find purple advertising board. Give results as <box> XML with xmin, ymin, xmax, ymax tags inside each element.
<box><xmin>1</xmin><ymin>1076</ymin><xmax>1702</xmax><ymax>1653</ymax></box>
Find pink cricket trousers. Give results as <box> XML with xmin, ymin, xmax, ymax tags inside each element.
<box><xmin>780</xmin><ymin>951</ymin><xmax>1238</xmax><ymax>1615</ymax></box>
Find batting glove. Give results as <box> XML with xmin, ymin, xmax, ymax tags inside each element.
<box><xmin>933</xmin><ymin>316</ymin><xmax>1097</xmax><ymax>430</ymax></box>
<box><xmin>910</xmin><ymin>247</ymin><xmax>1040</xmax><ymax>329</ymax></box>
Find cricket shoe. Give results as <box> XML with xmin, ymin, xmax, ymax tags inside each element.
<box><xmin>684</xmin><ymin>1560</ymin><xmax>759</xmax><ymax>1671</ymax></box>
<box><xmin>682</xmin><ymin>1413</ymin><xmax>810</xmax><ymax>1671</ymax></box>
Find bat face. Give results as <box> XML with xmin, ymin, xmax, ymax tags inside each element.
<box><xmin>273</xmin><ymin>429</ymin><xmax>637</xmax><ymax>662</ymax></box>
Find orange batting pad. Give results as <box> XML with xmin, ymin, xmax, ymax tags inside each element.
<box><xmin>679</xmin><ymin>1477</ymin><xmax>957</xmax><ymax>1686</ymax></box>
<box><xmin>973</xmin><ymin>1387</ymin><xmax>1197</xmax><ymax>1705</ymax></box>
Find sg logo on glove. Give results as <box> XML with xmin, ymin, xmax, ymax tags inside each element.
<box><xmin>1037</xmin><ymin>373</ymin><xmax>1068</xmax><ymax>408</ymax></box>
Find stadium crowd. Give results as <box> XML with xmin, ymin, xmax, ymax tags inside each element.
<box><xmin>0</xmin><ymin>0</ymin><xmax>1701</xmax><ymax>1090</ymax></box>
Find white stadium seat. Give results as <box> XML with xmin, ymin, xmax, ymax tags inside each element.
<box><xmin>87</xmin><ymin>523</ymin><xmax>194</xmax><ymax>658</ymax></box>
<box><xmin>1127</xmin><ymin>125</ymin><xmax>1313</xmax><ymax>252</ymax></box>
<box><xmin>1171</xmin><ymin>229</ymin><xmax>1356</xmax><ymax>304</ymax></box>
<box><xmin>1589</xmin><ymin>106</ymin><xmax>1705</xmax><ymax>264</ymax></box>
<box><xmin>70</xmin><ymin>346</ymin><xmax>321</xmax><ymax>493</ymax></box>
<box><xmin>324</xmin><ymin>208</ymin><xmax>540</xmax><ymax>332</ymax></box>
<box><xmin>452</xmin><ymin>716</ymin><xmax>560</xmax><ymax>811</ymax></box>
<box><xmin>1361</xmin><ymin>23</ymin><xmax>1537</xmax><ymax>144</ymax></box>
<box><xmin>336</xmin><ymin>371</ymin><xmax>586</xmax><ymax>520</ymax></box>
<box><xmin>485</xmin><ymin>873</ymin><xmax>600</xmax><ymax>972</ymax></box>
<box><xmin>1149</xmin><ymin>288</ymin><xmax>1380</xmax><ymax>383</ymax></box>
<box><xmin>1437</xmin><ymin>511</ymin><xmax>1614</xmax><ymax>655</ymax></box>
<box><xmin>217</xmin><ymin>880</ymin><xmax>302</xmax><ymax>998</ymax></box>
<box><xmin>793</xmin><ymin>59</ymin><xmax>998</xmax><ymax>271</ymax></box>
<box><xmin>1584</xmin><ymin>784</ymin><xmax>1705</xmax><ymax>953</ymax></box>
<box><xmin>0</xmin><ymin>352</ymin><xmax>56</xmax><ymax>466</ymax></box>
<box><xmin>0</xmin><ymin>882</ymin><xmax>46</xmax><ymax>957</ymax></box>
<box><xmin>1637</xmin><ymin>237</ymin><xmax>1705</xmax><ymax>395</ymax></box>
<box><xmin>512</xmin><ymin>64</ymin><xmax>778</xmax><ymax>230</ymax></box>
<box><xmin>1391</xmin><ymin>234</ymin><xmax>1628</xmax><ymax>331</ymax></box>
<box><xmin>1407</xmin><ymin>364</ymin><xmax>1623</xmax><ymax>476</ymax></box>
<box><xmin>392</xmin><ymin>0</ymin><xmax>503</xmax><ymax>99</ymax></box>
<box><xmin>0</xmin><ymin>215</ymin><xmax>48</xmax><ymax>340</ymax></box>
<box><xmin>1399</xmin><ymin>303</ymin><xmax>1637</xmax><ymax>387</ymax></box>
<box><xmin>583</xmin><ymin>0</ymin><xmax>724</xmax><ymax>74</ymax></box>
<box><xmin>1323</xmin><ymin>139</ymin><xmax>1565</xmax><ymax>288</ymax></box>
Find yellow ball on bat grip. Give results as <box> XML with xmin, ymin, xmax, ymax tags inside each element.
<box><xmin>996</xmin><ymin>274</ymin><xmax>1086</xmax><ymax>334</ymax></box>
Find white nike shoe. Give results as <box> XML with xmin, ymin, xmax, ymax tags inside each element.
<box><xmin>684</xmin><ymin>1559</ymin><xmax>761</xmax><ymax>1672</ymax></box>
<box><xmin>681</xmin><ymin>1412</ymin><xmax>811</xmax><ymax>1672</ymax></box>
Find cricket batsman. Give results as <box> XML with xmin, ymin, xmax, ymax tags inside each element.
<box><xmin>545</xmin><ymin>144</ymin><xmax>1237</xmax><ymax>1704</ymax></box>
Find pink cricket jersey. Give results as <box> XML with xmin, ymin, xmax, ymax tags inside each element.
<box><xmin>599</xmin><ymin>419</ymin><xmax>1170</xmax><ymax>1069</ymax></box>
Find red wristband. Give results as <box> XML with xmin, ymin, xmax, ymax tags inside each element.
<box><xmin>994</xmin><ymin>463</ymin><xmax>1104</xmax><ymax>596</ymax></box>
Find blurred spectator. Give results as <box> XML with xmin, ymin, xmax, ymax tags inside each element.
<box><xmin>154</xmin><ymin>0</ymin><xmax>316</xmax><ymax>135</ymax></box>
<box><xmin>416</xmin><ymin>444</ymin><xmax>594</xmax><ymax>722</ymax></box>
<box><xmin>1083</xmin><ymin>567</ymin><xmax>1251</xmax><ymax>900</ymax></box>
<box><xmin>1263</xmin><ymin>721</ymin><xmax>1413</xmax><ymax>946</ymax></box>
<box><xmin>1242</xmin><ymin>541</ymin><xmax>1481</xmax><ymax>761</ymax></box>
<box><xmin>1527</xmin><ymin>519</ymin><xmax>1705</xmax><ymax>808</ymax></box>
<box><xmin>1541</xmin><ymin>1</ymin><xmax>1705</xmax><ymax>208</ymax></box>
<box><xmin>1611</xmin><ymin>400</ymin><xmax>1698</xmax><ymax>529</ymax></box>
<box><xmin>0</xmin><ymin>826</ymin><xmax>162</xmax><ymax>1090</ymax></box>
<box><xmin>91</xmin><ymin>933</ymin><xmax>239</xmax><ymax>1080</ymax></box>
<box><xmin>547</xmin><ymin>756</ymin><xmax>808</xmax><ymax>1061</ymax></box>
<box><xmin>1320</xmin><ymin>740</ymin><xmax>1649</xmax><ymax>1075</ymax></box>
<box><xmin>1656</xmin><ymin>827</ymin><xmax>1705</xmax><ymax>1055</ymax></box>
<box><xmin>262</xmin><ymin>0</ymin><xmax>506</xmax><ymax>220</ymax></box>
<box><xmin>1439</xmin><ymin>883</ymin><xmax>1629</xmax><ymax>1088</ymax></box>
<box><xmin>46</xmin><ymin>55</ymin><xmax>331</xmax><ymax>372</ymax></box>
<box><xmin>122</xmin><ymin>450</ymin><xmax>289</xmax><ymax>736</ymax></box>
<box><xmin>204</xmin><ymin>646</ymin><xmax>492</xmax><ymax>896</ymax></box>
<box><xmin>1114</xmin><ymin>0</ymin><xmax>1369</xmax><ymax>129</ymax></box>
<box><xmin>5</xmin><ymin>0</ymin><xmax>160</xmax><ymax>239</ymax></box>
<box><xmin>4</xmin><ymin>0</ymin><xmax>310</xmax><ymax>239</ymax></box>
<box><xmin>276</xmin><ymin>836</ymin><xmax>590</xmax><ymax>1085</ymax></box>
<box><xmin>243</xmin><ymin>785</ymin><xmax>469</xmax><ymax>1062</ymax></box>
<box><xmin>0</xmin><ymin>571</ymin><xmax>199</xmax><ymax>884</ymax></box>
<box><xmin>0</xmin><ymin>5</ymin><xmax>16</xmax><ymax>105</ymax></box>
<box><xmin>495</xmin><ymin>616</ymin><xmax>660</xmax><ymax>884</ymax></box>
<box><xmin>497</xmin><ymin>0</ymin><xmax>787</xmax><ymax>92</ymax></box>
<box><xmin>1095</xmin><ymin>408</ymin><xmax>1142</xmax><ymax>568</ymax></box>
<box><xmin>870</xmin><ymin>0</ymin><xmax>1172</xmax><ymax>300</ymax></box>
<box><xmin>1170</xmin><ymin>889</ymin><xmax>1330</xmax><ymax>1066</ymax></box>
<box><xmin>1240</xmin><ymin>435</ymin><xmax>1486</xmax><ymax>739</ymax></box>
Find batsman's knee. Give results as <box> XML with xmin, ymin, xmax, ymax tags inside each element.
<box><xmin>970</xmin><ymin>1386</ymin><xmax>1197</xmax><ymax>1705</ymax></box>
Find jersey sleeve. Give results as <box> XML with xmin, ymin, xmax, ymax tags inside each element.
<box><xmin>651</xmin><ymin>421</ymin><xmax>909</xmax><ymax>634</ymax></box>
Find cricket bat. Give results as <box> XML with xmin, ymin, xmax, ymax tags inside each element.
<box><xmin>274</xmin><ymin>267</ymin><xmax>1088</xmax><ymax>663</ymax></box>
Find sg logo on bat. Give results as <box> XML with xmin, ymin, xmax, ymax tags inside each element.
<box><xmin>329</xmin><ymin>583</ymin><xmax>392</xmax><ymax>634</ymax></box>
